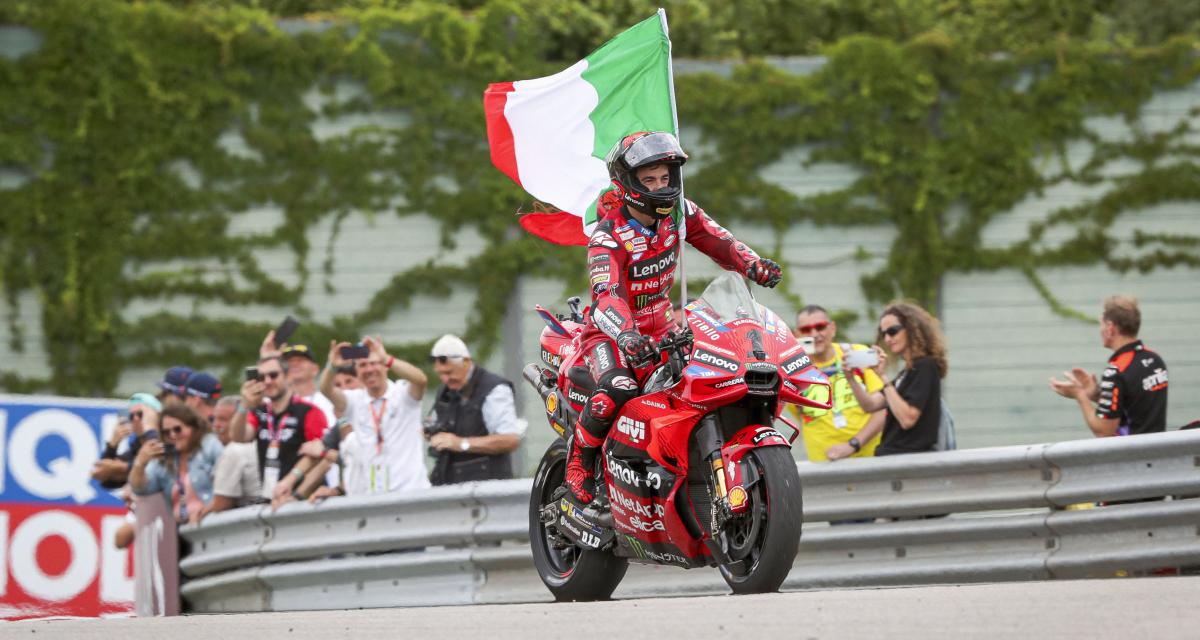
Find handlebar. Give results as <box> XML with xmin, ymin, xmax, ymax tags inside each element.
<box><xmin>631</xmin><ymin>328</ymin><xmax>693</xmax><ymax>372</ymax></box>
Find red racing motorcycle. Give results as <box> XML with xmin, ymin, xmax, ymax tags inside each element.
<box><xmin>523</xmin><ymin>272</ymin><xmax>831</xmax><ymax>599</ymax></box>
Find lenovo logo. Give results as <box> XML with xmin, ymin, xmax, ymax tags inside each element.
<box><xmin>694</xmin><ymin>349</ymin><xmax>738</xmax><ymax>373</ymax></box>
<box><xmin>630</xmin><ymin>250</ymin><xmax>677</xmax><ymax>279</ymax></box>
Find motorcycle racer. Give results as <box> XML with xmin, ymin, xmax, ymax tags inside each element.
<box><xmin>564</xmin><ymin>131</ymin><xmax>783</xmax><ymax>506</ymax></box>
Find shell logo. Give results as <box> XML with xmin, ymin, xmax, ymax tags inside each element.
<box><xmin>546</xmin><ymin>393</ymin><xmax>558</xmax><ymax>414</ymax></box>
<box><xmin>728</xmin><ymin>486</ymin><xmax>748</xmax><ymax>508</ymax></box>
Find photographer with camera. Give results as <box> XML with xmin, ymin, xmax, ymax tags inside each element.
<box><xmin>425</xmin><ymin>335</ymin><xmax>522</xmax><ymax>485</ymax></box>
<box><xmin>319</xmin><ymin>336</ymin><xmax>430</xmax><ymax>495</ymax></box>
<box><xmin>788</xmin><ymin>305</ymin><xmax>887</xmax><ymax>462</ymax></box>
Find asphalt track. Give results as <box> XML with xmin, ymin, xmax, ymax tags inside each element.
<box><xmin>7</xmin><ymin>576</ymin><xmax>1199</xmax><ymax>639</ymax></box>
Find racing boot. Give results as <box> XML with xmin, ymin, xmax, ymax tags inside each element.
<box><xmin>563</xmin><ymin>424</ymin><xmax>603</xmax><ymax>505</ymax></box>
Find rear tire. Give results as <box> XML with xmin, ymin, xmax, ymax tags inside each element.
<box><xmin>529</xmin><ymin>440</ymin><xmax>628</xmax><ymax>601</ymax></box>
<box><xmin>718</xmin><ymin>446</ymin><xmax>802</xmax><ymax>594</ymax></box>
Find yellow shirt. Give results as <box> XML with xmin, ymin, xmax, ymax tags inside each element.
<box><xmin>787</xmin><ymin>343</ymin><xmax>883</xmax><ymax>462</ymax></box>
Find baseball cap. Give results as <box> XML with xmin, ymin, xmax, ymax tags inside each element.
<box><xmin>430</xmin><ymin>334</ymin><xmax>470</xmax><ymax>361</ymax></box>
<box><xmin>157</xmin><ymin>366</ymin><xmax>193</xmax><ymax>396</ymax></box>
<box><xmin>281</xmin><ymin>343</ymin><xmax>317</xmax><ymax>363</ymax></box>
<box><xmin>184</xmin><ymin>372</ymin><xmax>223</xmax><ymax>400</ymax></box>
<box><xmin>128</xmin><ymin>392</ymin><xmax>163</xmax><ymax>412</ymax></box>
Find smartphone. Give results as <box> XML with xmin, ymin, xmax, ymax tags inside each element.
<box><xmin>244</xmin><ymin>366</ymin><xmax>262</xmax><ymax>382</ymax></box>
<box><xmin>798</xmin><ymin>336</ymin><xmax>816</xmax><ymax>355</ymax></box>
<box><xmin>340</xmin><ymin>344</ymin><xmax>371</xmax><ymax>360</ymax></box>
<box><xmin>274</xmin><ymin>315</ymin><xmax>300</xmax><ymax>347</ymax></box>
<box><xmin>142</xmin><ymin>429</ymin><xmax>160</xmax><ymax>441</ymax></box>
<box><xmin>163</xmin><ymin>443</ymin><xmax>177</xmax><ymax>458</ymax></box>
<box><xmin>843</xmin><ymin>348</ymin><xmax>880</xmax><ymax>369</ymax></box>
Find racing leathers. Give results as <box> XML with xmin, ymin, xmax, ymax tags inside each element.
<box><xmin>564</xmin><ymin>190</ymin><xmax>778</xmax><ymax>504</ymax></box>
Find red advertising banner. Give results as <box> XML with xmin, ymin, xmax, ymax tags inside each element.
<box><xmin>1</xmin><ymin>395</ymin><xmax>135</xmax><ymax>620</ymax></box>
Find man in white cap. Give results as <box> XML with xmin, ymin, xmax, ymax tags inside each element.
<box><xmin>425</xmin><ymin>334</ymin><xmax>522</xmax><ymax>485</ymax></box>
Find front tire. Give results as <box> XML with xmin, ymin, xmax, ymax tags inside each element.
<box><xmin>529</xmin><ymin>440</ymin><xmax>628</xmax><ymax>601</ymax></box>
<box><xmin>718</xmin><ymin>446</ymin><xmax>802</xmax><ymax>594</ymax></box>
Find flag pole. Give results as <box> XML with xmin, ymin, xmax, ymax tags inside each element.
<box><xmin>658</xmin><ymin>8</ymin><xmax>688</xmax><ymax>319</ymax></box>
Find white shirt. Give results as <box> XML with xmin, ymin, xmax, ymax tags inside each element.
<box><xmin>342</xmin><ymin>380</ymin><xmax>430</xmax><ymax>494</ymax></box>
<box><xmin>480</xmin><ymin>384</ymin><xmax>523</xmax><ymax>436</ymax></box>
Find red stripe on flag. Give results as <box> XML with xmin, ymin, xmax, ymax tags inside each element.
<box><xmin>519</xmin><ymin>212</ymin><xmax>588</xmax><ymax>246</ymax></box>
<box><xmin>484</xmin><ymin>82</ymin><xmax>520</xmax><ymax>186</ymax></box>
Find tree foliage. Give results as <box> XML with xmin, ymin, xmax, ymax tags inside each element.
<box><xmin>0</xmin><ymin>0</ymin><xmax>1197</xmax><ymax>394</ymax></box>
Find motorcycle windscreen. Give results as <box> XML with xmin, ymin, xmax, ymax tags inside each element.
<box><xmin>692</xmin><ymin>271</ymin><xmax>757</xmax><ymax>323</ymax></box>
<box><xmin>780</xmin><ymin>366</ymin><xmax>833</xmax><ymax>410</ymax></box>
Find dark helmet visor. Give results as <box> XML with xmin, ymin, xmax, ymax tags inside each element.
<box><xmin>621</xmin><ymin>132</ymin><xmax>687</xmax><ymax>170</ymax></box>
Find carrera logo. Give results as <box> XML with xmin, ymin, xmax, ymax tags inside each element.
<box><xmin>714</xmin><ymin>377</ymin><xmax>744</xmax><ymax>389</ymax></box>
<box><xmin>568</xmin><ymin>388</ymin><xmax>590</xmax><ymax>406</ymax></box>
<box><xmin>782</xmin><ymin>352</ymin><xmax>812</xmax><ymax>376</ymax></box>
<box><xmin>694</xmin><ymin>349</ymin><xmax>739</xmax><ymax>373</ymax></box>
<box><xmin>630</xmin><ymin>250</ymin><xmax>676</xmax><ymax>279</ymax></box>
<box><xmin>616</xmin><ymin>415</ymin><xmax>646</xmax><ymax>443</ymax></box>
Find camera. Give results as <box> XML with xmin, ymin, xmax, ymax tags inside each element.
<box><xmin>843</xmin><ymin>348</ymin><xmax>880</xmax><ymax>369</ymax></box>
<box><xmin>163</xmin><ymin>442</ymin><xmax>177</xmax><ymax>458</ymax></box>
<box><xmin>340</xmin><ymin>343</ymin><xmax>371</xmax><ymax>360</ymax></box>
<box><xmin>245</xmin><ymin>366</ymin><xmax>263</xmax><ymax>382</ymax></box>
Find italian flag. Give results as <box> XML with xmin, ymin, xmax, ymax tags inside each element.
<box><xmin>484</xmin><ymin>11</ymin><xmax>679</xmax><ymax>245</ymax></box>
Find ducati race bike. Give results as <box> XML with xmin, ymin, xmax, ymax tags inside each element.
<box><xmin>523</xmin><ymin>272</ymin><xmax>832</xmax><ymax>600</ymax></box>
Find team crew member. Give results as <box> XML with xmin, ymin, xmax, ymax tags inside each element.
<box><xmin>230</xmin><ymin>355</ymin><xmax>328</xmax><ymax>500</ymax></box>
<box><xmin>320</xmin><ymin>335</ymin><xmax>431</xmax><ymax>495</ymax></box>
<box><xmin>564</xmin><ymin>131</ymin><xmax>784</xmax><ymax>506</ymax></box>
<box><xmin>1050</xmin><ymin>295</ymin><xmax>1168</xmax><ymax>436</ymax></box>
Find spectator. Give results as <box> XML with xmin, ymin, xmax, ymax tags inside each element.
<box><xmin>1049</xmin><ymin>295</ymin><xmax>1169</xmax><ymax>437</ymax></box>
<box><xmin>425</xmin><ymin>334</ymin><xmax>522</xmax><ymax>484</ymax></box>
<box><xmin>229</xmin><ymin>355</ymin><xmax>328</xmax><ymax>502</ymax></box>
<box><xmin>787</xmin><ymin>305</ymin><xmax>886</xmax><ymax>462</ymax></box>
<box><xmin>157</xmin><ymin>365</ymin><xmax>193</xmax><ymax>408</ymax></box>
<box><xmin>92</xmin><ymin>393</ymin><xmax>162</xmax><ymax>489</ymax></box>
<box><xmin>853</xmin><ymin>302</ymin><xmax>948</xmax><ymax>456</ymax></box>
<box><xmin>202</xmin><ymin>397</ymin><xmax>262</xmax><ymax>519</ymax></box>
<box><xmin>334</xmin><ymin>364</ymin><xmax>362</xmax><ymax>392</ymax></box>
<box><xmin>279</xmin><ymin>343</ymin><xmax>337</xmax><ymax>426</ymax></box>
<box><xmin>319</xmin><ymin>336</ymin><xmax>430</xmax><ymax>495</ymax></box>
<box><xmin>183</xmin><ymin>371</ymin><xmax>222</xmax><ymax>424</ymax></box>
<box><xmin>130</xmin><ymin>404</ymin><xmax>224</xmax><ymax>525</ymax></box>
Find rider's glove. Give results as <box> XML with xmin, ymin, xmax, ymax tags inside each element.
<box><xmin>746</xmin><ymin>258</ymin><xmax>782</xmax><ymax>288</ymax></box>
<box><xmin>616</xmin><ymin>331</ymin><xmax>655</xmax><ymax>364</ymax></box>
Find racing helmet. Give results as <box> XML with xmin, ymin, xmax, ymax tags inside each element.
<box><xmin>606</xmin><ymin>131</ymin><xmax>688</xmax><ymax>219</ymax></box>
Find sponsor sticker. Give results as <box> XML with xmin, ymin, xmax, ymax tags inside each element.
<box><xmin>693</xmin><ymin>348</ymin><xmax>739</xmax><ymax>373</ymax></box>
<box><xmin>629</xmin><ymin>250</ymin><xmax>677</xmax><ymax>280</ymax></box>
<box><xmin>781</xmin><ymin>352</ymin><xmax>812</xmax><ymax>376</ymax></box>
<box><xmin>616</xmin><ymin>416</ymin><xmax>646</xmax><ymax>443</ymax></box>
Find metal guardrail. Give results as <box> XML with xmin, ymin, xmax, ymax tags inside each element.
<box><xmin>178</xmin><ymin>430</ymin><xmax>1200</xmax><ymax>612</ymax></box>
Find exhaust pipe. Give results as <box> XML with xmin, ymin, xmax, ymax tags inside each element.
<box><xmin>523</xmin><ymin>363</ymin><xmax>554</xmax><ymax>400</ymax></box>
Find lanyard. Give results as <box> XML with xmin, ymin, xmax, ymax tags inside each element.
<box><xmin>264</xmin><ymin>401</ymin><xmax>283</xmax><ymax>444</ymax></box>
<box><xmin>369</xmin><ymin>398</ymin><xmax>387</xmax><ymax>455</ymax></box>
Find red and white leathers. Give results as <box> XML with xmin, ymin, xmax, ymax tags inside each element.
<box><xmin>564</xmin><ymin>190</ymin><xmax>765</xmax><ymax>504</ymax></box>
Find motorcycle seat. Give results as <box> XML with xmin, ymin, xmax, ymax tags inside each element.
<box><xmin>567</xmin><ymin>365</ymin><xmax>595</xmax><ymax>394</ymax></box>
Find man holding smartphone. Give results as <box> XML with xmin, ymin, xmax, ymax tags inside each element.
<box><xmin>319</xmin><ymin>336</ymin><xmax>430</xmax><ymax>496</ymax></box>
<box><xmin>790</xmin><ymin>305</ymin><xmax>887</xmax><ymax>462</ymax></box>
<box><xmin>229</xmin><ymin>355</ymin><xmax>328</xmax><ymax>502</ymax></box>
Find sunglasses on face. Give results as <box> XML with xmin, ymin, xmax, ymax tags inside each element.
<box><xmin>796</xmin><ymin>321</ymin><xmax>830</xmax><ymax>335</ymax></box>
<box><xmin>261</xmin><ymin>371</ymin><xmax>283</xmax><ymax>380</ymax></box>
<box><xmin>163</xmin><ymin>426</ymin><xmax>185</xmax><ymax>437</ymax></box>
<box><xmin>880</xmin><ymin>324</ymin><xmax>905</xmax><ymax>338</ymax></box>
<box><xmin>130</xmin><ymin>410</ymin><xmax>143</xmax><ymax>420</ymax></box>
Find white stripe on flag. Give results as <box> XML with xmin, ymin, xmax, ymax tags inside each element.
<box><xmin>506</xmin><ymin>60</ymin><xmax>611</xmax><ymax>217</ymax></box>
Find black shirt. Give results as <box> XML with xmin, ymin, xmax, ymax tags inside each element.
<box><xmin>1097</xmin><ymin>340</ymin><xmax>1168</xmax><ymax>435</ymax></box>
<box><xmin>876</xmin><ymin>357</ymin><xmax>941</xmax><ymax>456</ymax></box>
<box><xmin>247</xmin><ymin>396</ymin><xmax>328</xmax><ymax>480</ymax></box>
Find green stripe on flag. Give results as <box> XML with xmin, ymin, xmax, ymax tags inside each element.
<box><xmin>581</xmin><ymin>14</ymin><xmax>676</xmax><ymax>228</ymax></box>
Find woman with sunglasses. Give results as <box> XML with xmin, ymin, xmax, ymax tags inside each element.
<box><xmin>131</xmin><ymin>403</ymin><xmax>224</xmax><ymax>525</ymax></box>
<box><xmin>851</xmin><ymin>302</ymin><xmax>949</xmax><ymax>456</ymax></box>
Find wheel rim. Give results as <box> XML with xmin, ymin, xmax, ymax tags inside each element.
<box><xmin>536</xmin><ymin>458</ymin><xmax>581</xmax><ymax>577</ymax></box>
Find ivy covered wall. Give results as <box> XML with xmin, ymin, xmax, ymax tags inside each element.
<box><xmin>0</xmin><ymin>0</ymin><xmax>1198</xmax><ymax>397</ymax></box>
